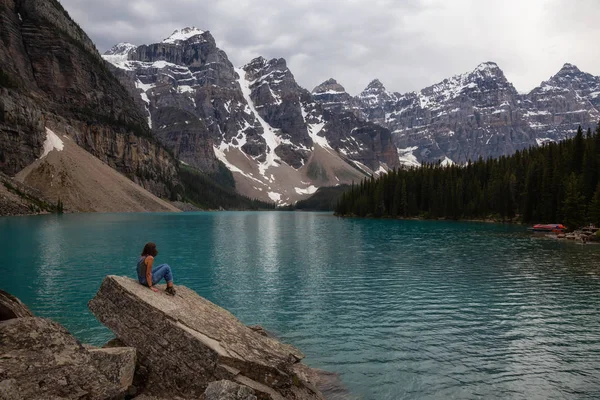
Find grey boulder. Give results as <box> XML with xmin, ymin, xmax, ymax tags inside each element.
<box><xmin>204</xmin><ymin>380</ymin><xmax>257</xmax><ymax>400</ymax></box>
<box><xmin>0</xmin><ymin>317</ymin><xmax>122</xmax><ymax>400</ymax></box>
<box><xmin>89</xmin><ymin>275</ymin><xmax>324</xmax><ymax>400</ymax></box>
<box><xmin>87</xmin><ymin>346</ymin><xmax>137</xmax><ymax>392</ymax></box>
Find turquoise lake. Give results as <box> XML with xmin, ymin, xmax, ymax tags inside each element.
<box><xmin>2</xmin><ymin>212</ymin><xmax>600</xmax><ymax>399</ymax></box>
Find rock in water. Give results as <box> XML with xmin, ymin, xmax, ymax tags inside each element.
<box><xmin>88</xmin><ymin>276</ymin><xmax>324</xmax><ymax>400</ymax></box>
<box><xmin>0</xmin><ymin>317</ymin><xmax>122</xmax><ymax>400</ymax></box>
<box><xmin>0</xmin><ymin>289</ymin><xmax>34</xmax><ymax>320</ymax></box>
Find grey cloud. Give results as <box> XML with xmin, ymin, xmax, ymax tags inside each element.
<box><xmin>61</xmin><ymin>0</ymin><xmax>600</xmax><ymax>95</ymax></box>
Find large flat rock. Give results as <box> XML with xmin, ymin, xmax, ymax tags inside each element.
<box><xmin>89</xmin><ymin>276</ymin><xmax>324</xmax><ymax>400</ymax></box>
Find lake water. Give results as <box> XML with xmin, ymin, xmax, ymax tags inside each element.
<box><xmin>2</xmin><ymin>212</ymin><xmax>600</xmax><ymax>399</ymax></box>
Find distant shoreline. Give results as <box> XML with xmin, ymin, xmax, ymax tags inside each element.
<box><xmin>334</xmin><ymin>213</ymin><xmax>523</xmax><ymax>225</ymax></box>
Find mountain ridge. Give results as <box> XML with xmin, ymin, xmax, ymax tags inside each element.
<box><xmin>314</xmin><ymin>60</ymin><xmax>600</xmax><ymax>165</ymax></box>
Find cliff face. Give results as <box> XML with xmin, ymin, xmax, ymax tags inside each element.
<box><xmin>0</xmin><ymin>0</ymin><xmax>179</xmax><ymax>198</ymax></box>
<box><xmin>104</xmin><ymin>29</ymin><xmax>237</xmax><ymax>173</ymax></box>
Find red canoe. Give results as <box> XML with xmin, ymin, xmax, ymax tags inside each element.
<box><xmin>531</xmin><ymin>224</ymin><xmax>566</xmax><ymax>233</ymax></box>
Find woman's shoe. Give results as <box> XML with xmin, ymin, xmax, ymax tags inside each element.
<box><xmin>165</xmin><ymin>286</ymin><xmax>176</xmax><ymax>296</ymax></box>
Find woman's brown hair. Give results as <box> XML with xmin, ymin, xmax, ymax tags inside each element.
<box><xmin>141</xmin><ymin>242</ymin><xmax>158</xmax><ymax>257</ymax></box>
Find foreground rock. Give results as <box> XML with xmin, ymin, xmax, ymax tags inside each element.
<box><xmin>204</xmin><ymin>380</ymin><xmax>257</xmax><ymax>400</ymax></box>
<box><xmin>87</xmin><ymin>346</ymin><xmax>137</xmax><ymax>393</ymax></box>
<box><xmin>0</xmin><ymin>317</ymin><xmax>123</xmax><ymax>400</ymax></box>
<box><xmin>89</xmin><ymin>276</ymin><xmax>325</xmax><ymax>400</ymax></box>
<box><xmin>0</xmin><ymin>290</ymin><xmax>34</xmax><ymax>320</ymax></box>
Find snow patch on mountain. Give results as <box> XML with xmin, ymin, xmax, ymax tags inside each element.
<box><xmin>40</xmin><ymin>128</ymin><xmax>64</xmax><ymax>159</ymax></box>
<box><xmin>398</xmin><ymin>147</ymin><xmax>420</xmax><ymax>168</ymax></box>
<box><xmin>104</xmin><ymin>42</ymin><xmax>136</xmax><ymax>57</ymax></box>
<box><xmin>103</xmin><ymin>43</ymin><xmax>137</xmax><ymax>70</ymax></box>
<box><xmin>213</xmin><ymin>146</ymin><xmax>263</xmax><ymax>185</ymax></box>
<box><xmin>135</xmin><ymin>80</ymin><xmax>154</xmax><ymax>128</ymax></box>
<box><xmin>300</xmin><ymin>104</ymin><xmax>331</xmax><ymax>151</ymax></box>
<box><xmin>235</xmin><ymin>67</ymin><xmax>283</xmax><ymax>176</ymax></box>
<box><xmin>440</xmin><ymin>157</ymin><xmax>455</xmax><ymax>167</ymax></box>
<box><xmin>268</xmin><ymin>192</ymin><xmax>282</xmax><ymax>203</ymax></box>
<box><xmin>536</xmin><ymin>138</ymin><xmax>555</xmax><ymax>146</ymax></box>
<box><xmin>352</xmin><ymin>160</ymin><xmax>371</xmax><ymax>174</ymax></box>
<box><xmin>374</xmin><ymin>165</ymin><xmax>388</xmax><ymax>176</ymax></box>
<box><xmin>162</xmin><ymin>27</ymin><xmax>205</xmax><ymax>44</ymax></box>
<box><xmin>295</xmin><ymin>186</ymin><xmax>318</xmax><ymax>195</ymax></box>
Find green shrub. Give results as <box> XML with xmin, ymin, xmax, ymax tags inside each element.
<box><xmin>3</xmin><ymin>181</ymin><xmax>55</xmax><ymax>212</ymax></box>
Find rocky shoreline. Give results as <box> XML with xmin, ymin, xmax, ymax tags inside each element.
<box><xmin>0</xmin><ymin>277</ymin><xmax>347</xmax><ymax>400</ymax></box>
<box><xmin>556</xmin><ymin>226</ymin><xmax>600</xmax><ymax>243</ymax></box>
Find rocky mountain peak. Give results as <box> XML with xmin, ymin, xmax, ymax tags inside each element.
<box><xmin>467</xmin><ymin>61</ymin><xmax>509</xmax><ymax>83</ymax></box>
<box><xmin>104</xmin><ymin>42</ymin><xmax>136</xmax><ymax>56</ymax></box>
<box><xmin>556</xmin><ymin>63</ymin><xmax>582</xmax><ymax>76</ymax></box>
<box><xmin>312</xmin><ymin>78</ymin><xmax>348</xmax><ymax>94</ymax></box>
<box><xmin>312</xmin><ymin>78</ymin><xmax>354</xmax><ymax>114</ymax></box>
<box><xmin>243</xmin><ymin>56</ymin><xmax>268</xmax><ymax>72</ymax></box>
<box><xmin>357</xmin><ymin>79</ymin><xmax>397</xmax><ymax>111</ymax></box>
<box><xmin>244</xmin><ymin>57</ymin><xmax>288</xmax><ymax>74</ymax></box>
<box><xmin>365</xmin><ymin>79</ymin><xmax>386</xmax><ymax>91</ymax></box>
<box><xmin>161</xmin><ymin>27</ymin><xmax>206</xmax><ymax>44</ymax></box>
<box><xmin>536</xmin><ymin>63</ymin><xmax>599</xmax><ymax>94</ymax></box>
<box><xmin>475</xmin><ymin>61</ymin><xmax>501</xmax><ymax>72</ymax></box>
<box><xmin>422</xmin><ymin>61</ymin><xmax>514</xmax><ymax>103</ymax></box>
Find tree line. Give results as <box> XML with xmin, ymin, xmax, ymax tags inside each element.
<box><xmin>180</xmin><ymin>164</ymin><xmax>276</xmax><ymax>211</ymax></box>
<box><xmin>336</xmin><ymin>125</ymin><xmax>600</xmax><ymax>229</ymax></box>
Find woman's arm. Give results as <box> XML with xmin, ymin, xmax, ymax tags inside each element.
<box><xmin>145</xmin><ymin>256</ymin><xmax>154</xmax><ymax>288</ymax></box>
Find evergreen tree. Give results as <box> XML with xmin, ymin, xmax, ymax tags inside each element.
<box><xmin>582</xmin><ymin>131</ymin><xmax>598</xmax><ymax>202</ymax></box>
<box><xmin>56</xmin><ymin>198</ymin><xmax>64</xmax><ymax>214</ymax></box>
<box><xmin>572</xmin><ymin>126</ymin><xmax>585</xmax><ymax>174</ymax></box>
<box><xmin>589</xmin><ymin>183</ymin><xmax>600</xmax><ymax>227</ymax></box>
<box><xmin>562</xmin><ymin>174</ymin><xmax>585</xmax><ymax>230</ymax></box>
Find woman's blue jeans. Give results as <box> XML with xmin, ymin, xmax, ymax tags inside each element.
<box><xmin>140</xmin><ymin>264</ymin><xmax>173</xmax><ymax>285</ymax></box>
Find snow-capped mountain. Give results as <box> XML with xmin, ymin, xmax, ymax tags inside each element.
<box><xmin>523</xmin><ymin>63</ymin><xmax>600</xmax><ymax>144</ymax></box>
<box><xmin>103</xmin><ymin>29</ymin><xmax>398</xmax><ymax>205</ymax></box>
<box><xmin>104</xmin><ymin>25</ymin><xmax>600</xmax><ymax>201</ymax></box>
<box><xmin>539</xmin><ymin>63</ymin><xmax>600</xmax><ymax>108</ymax></box>
<box><xmin>314</xmin><ymin>62</ymin><xmax>600</xmax><ymax>166</ymax></box>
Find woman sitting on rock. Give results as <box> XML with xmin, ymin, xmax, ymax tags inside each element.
<box><xmin>137</xmin><ymin>242</ymin><xmax>176</xmax><ymax>296</ymax></box>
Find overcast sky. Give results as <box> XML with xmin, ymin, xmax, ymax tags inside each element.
<box><xmin>61</xmin><ymin>0</ymin><xmax>600</xmax><ymax>95</ymax></box>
